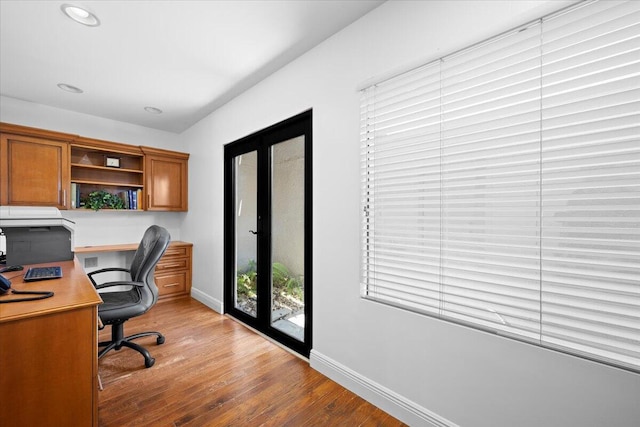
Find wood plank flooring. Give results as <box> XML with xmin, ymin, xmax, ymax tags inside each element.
<box><xmin>98</xmin><ymin>297</ymin><xmax>407</xmax><ymax>427</ymax></box>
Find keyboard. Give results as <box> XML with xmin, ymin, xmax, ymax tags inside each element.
<box><xmin>23</xmin><ymin>266</ymin><xmax>63</xmax><ymax>282</ymax></box>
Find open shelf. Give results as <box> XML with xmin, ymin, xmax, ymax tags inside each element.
<box><xmin>71</xmin><ymin>163</ymin><xmax>143</xmax><ymax>174</ymax></box>
<box><xmin>71</xmin><ymin>143</ymin><xmax>145</xmax><ymax>210</ymax></box>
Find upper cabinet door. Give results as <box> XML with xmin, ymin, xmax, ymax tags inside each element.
<box><xmin>0</xmin><ymin>133</ymin><xmax>70</xmax><ymax>209</ymax></box>
<box><xmin>143</xmin><ymin>148</ymin><xmax>189</xmax><ymax>211</ymax></box>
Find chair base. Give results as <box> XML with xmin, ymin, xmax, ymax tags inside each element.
<box><xmin>99</xmin><ymin>321</ymin><xmax>165</xmax><ymax>368</ymax></box>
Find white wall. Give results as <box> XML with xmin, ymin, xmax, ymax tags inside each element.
<box><xmin>0</xmin><ymin>95</ymin><xmax>186</xmax><ymax>268</ymax></box>
<box><xmin>0</xmin><ymin>96</ymin><xmax>181</xmax><ymax>151</ymax></box>
<box><xmin>271</xmin><ymin>137</ymin><xmax>305</xmax><ymax>275</ymax></box>
<box><xmin>182</xmin><ymin>1</ymin><xmax>640</xmax><ymax>426</ymax></box>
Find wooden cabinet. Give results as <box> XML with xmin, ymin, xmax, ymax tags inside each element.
<box><xmin>0</xmin><ymin>122</ymin><xmax>189</xmax><ymax>212</ymax></box>
<box><xmin>155</xmin><ymin>241</ymin><xmax>193</xmax><ymax>299</ymax></box>
<box><xmin>71</xmin><ymin>138</ymin><xmax>145</xmax><ymax>210</ymax></box>
<box><xmin>0</xmin><ymin>258</ymin><xmax>101</xmax><ymax>427</ymax></box>
<box><xmin>143</xmin><ymin>147</ymin><xmax>189</xmax><ymax>212</ymax></box>
<box><xmin>0</xmin><ymin>130</ymin><xmax>70</xmax><ymax>209</ymax></box>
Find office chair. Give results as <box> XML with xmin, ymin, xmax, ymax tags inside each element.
<box><xmin>88</xmin><ymin>225</ymin><xmax>171</xmax><ymax>368</ymax></box>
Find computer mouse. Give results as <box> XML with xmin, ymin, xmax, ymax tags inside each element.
<box><xmin>0</xmin><ymin>265</ymin><xmax>23</xmax><ymax>273</ymax></box>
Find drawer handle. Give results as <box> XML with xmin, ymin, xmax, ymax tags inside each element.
<box><xmin>163</xmin><ymin>283</ymin><xmax>180</xmax><ymax>288</ymax></box>
<box><xmin>159</xmin><ymin>263</ymin><xmax>183</xmax><ymax>269</ymax></box>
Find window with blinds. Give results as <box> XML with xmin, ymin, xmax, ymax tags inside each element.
<box><xmin>360</xmin><ymin>0</ymin><xmax>639</xmax><ymax>372</ymax></box>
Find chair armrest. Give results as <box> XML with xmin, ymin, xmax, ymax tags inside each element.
<box><xmin>87</xmin><ymin>267</ymin><xmax>131</xmax><ymax>277</ymax></box>
<box><xmin>87</xmin><ymin>267</ymin><xmax>131</xmax><ymax>287</ymax></box>
<box><xmin>95</xmin><ymin>280</ymin><xmax>145</xmax><ymax>290</ymax></box>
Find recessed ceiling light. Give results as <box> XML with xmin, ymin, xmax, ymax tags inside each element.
<box><xmin>61</xmin><ymin>4</ymin><xmax>100</xmax><ymax>27</ymax></box>
<box><xmin>144</xmin><ymin>107</ymin><xmax>163</xmax><ymax>114</ymax></box>
<box><xmin>57</xmin><ymin>83</ymin><xmax>84</xmax><ymax>94</ymax></box>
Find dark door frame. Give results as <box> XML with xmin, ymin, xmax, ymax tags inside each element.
<box><xmin>223</xmin><ymin>110</ymin><xmax>312</xmax><ymax>357</ymax></box>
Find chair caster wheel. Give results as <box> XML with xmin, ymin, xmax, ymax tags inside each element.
<box><xmin>145</xmin><ymin>357</ymin><xmax>155</xmax><ymax>368</ymax></box>
<box><xmin>157</xmin><ymin>336</ymin><xmax>165</xmax><ymax>345</ymax></box>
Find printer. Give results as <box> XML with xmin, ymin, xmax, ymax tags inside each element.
<box><xmin>0</xmin><ymin>206</ymin><xmax>75</xmax><ymax>266</ymax></box>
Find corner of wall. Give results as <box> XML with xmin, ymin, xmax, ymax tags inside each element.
<box><xmin>190</xmin><ymin>287</ymin><xmax>223</xmax><ymax>314</ymax></box>
<box><xmin>309</xmin><ymin>350</ymin><xmax>458</xmax><ymax>427</ymax></box>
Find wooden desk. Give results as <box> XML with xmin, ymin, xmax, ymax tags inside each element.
<box><xmin>75</xmin><ymin>242</ymin><xmax>140</xmax><ymax>253</ymax></box>
<box><xmin>76</xmin><ymin>241</ymin><xmax>193</xmax><ymax>299</ymax></box>
<box><xmin>0</xmin><ymin>258</ymin><xmax>102</xmax><ymax>427</ymax></box>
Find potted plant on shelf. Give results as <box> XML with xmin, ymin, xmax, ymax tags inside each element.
<box><xmin>83</xmin><ymin>190</ymin><xmax>125</xmax><ymax>211</ymax></box>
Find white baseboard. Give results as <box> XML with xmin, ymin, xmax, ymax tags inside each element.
<box><xmin>190</xmin><ymin>287</ymin><xmax>223</xmax><ymax>314</ymax></box>
<box><xmin>310</xmin><ymin>350</ymin><xmax>458</xmax><ymax>427</ymax></box>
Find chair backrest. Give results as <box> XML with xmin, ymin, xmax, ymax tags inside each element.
<box><xmin>129</xmin><ymin>225</ymin><xmax>171</xmax><ymax>307</ymax></box>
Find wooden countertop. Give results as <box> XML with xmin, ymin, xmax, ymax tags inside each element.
<box><xmin>0</xmin><ymin>257</ymin><xmax>102</xmax><ymax>323</ymax></box>
<box><xmin>75</xmin><ymin>240</ymin><xmax>192</xmax><ymax>254</ymax></box>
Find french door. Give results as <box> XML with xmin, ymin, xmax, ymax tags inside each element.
<box><xmin>224</xmin><ymin>111</ymin><xmax>312</xmax><ymax>357</ymax></box>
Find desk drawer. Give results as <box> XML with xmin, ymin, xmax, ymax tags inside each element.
<box><xmin>156</xmin><ymin>257</ymin><xmax>189</xmax><ymax>272</ymax></box>
<box><xmin>156</xmin><ymin>242</ymin><xmax>192</xmax><ymax>299</ymax></box>
<box><xmin>155</xmin><ymin>271</ymin><xmax>187</xmax><ymax>296</ymax></box>
<box><xmin>163</xmin><ymin>246</ymin><xmax>189</xmax><ymax>258</ymax></box>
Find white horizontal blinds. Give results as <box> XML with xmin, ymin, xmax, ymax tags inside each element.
<box><xmin>540</xmin><ymin>1</ymin><xmax>640</xmax><ymax>369</ymax></box>
<box><xmin>360</xmin><ymin>0</ymin><xmax>640</xmax><ymax>371</ymax></box>
<box><xmin>439</xmin><ymin>23</ymin><xmax>543</xmax><ymax>338</ymax></box>
<box><xmin>360</xmin><ymin>62</ymin><xmax>442</xmax><ymax>314</ymax></box>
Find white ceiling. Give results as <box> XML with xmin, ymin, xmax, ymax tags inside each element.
<box><xmin>0</xmin><ymin>0</ymin><xmax>384</xmax><ymax>133</ymax></box>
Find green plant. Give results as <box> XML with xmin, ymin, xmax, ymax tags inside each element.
<box><xmin>236</xmin><ymin>260</ymin><xmax>257</xmax><ymax>299</ymax></box>
<box><xmin>272</xmin><ymin>262</ymin><xmax>303</xmax><ymax>300</ymax></box>
<box><xmin>235</xmin><ymin>260</ymin><xmax>304</xmax><ymax>301</ymax></box>
<box><xmin>83</xmin><ymin>190</ymin><xmax>125</xmax><ymax>211</ymax></box>
<box><xmin>236</xmin><ymin>271</ymin><xmax>257</xmax><ymax>298</ymax></box>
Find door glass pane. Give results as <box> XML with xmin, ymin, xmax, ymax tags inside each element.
<box><xmin>234</xmin><ymin>151</ymin><xmax>258</xmax><ymax>317</ymax></box>
<box><xmin>270</xmin><ymin>136</ymin><xmax>305</xmax><ymax>341</ymax></box>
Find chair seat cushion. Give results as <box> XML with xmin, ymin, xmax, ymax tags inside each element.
<box><xmin>99</xmin><ymin>288</ymin><xmax>148</xmax><ymax>323</ymax></box>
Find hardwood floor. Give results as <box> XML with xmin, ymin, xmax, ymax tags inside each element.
<box><xmin>98</xmin><ymin>297</ymin><xmax>407</xmax><ymax>427</ymax></box>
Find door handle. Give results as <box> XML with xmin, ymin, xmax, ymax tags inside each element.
<box><xmin>250</xmin><ymin>216</ymin><xmax>263</xmax><ymax>235</ymax></box>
